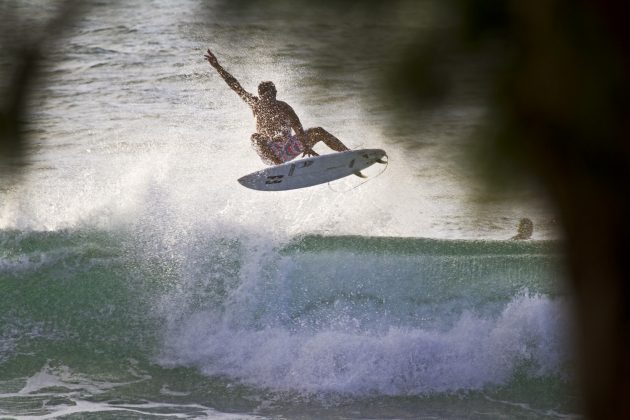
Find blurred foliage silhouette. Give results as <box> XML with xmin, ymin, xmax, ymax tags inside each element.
<box><xmin>0</xmin><ymin>0</ymin><xmax>85</xmax><ymax>181</ymax></box>
<box><xmin>2</xmin><ymin>0</ymin><xmax>629</xmax><ymax>417</ymax></box>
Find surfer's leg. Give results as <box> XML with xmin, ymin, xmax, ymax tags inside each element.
<box><xmin>304</xmin><ymin>127</ymin><xmax>349</xmax><ymax>152</ymax></box>
<box><xmin>251</xmin><ymin>133</ymin><xmax>282</xmax><ymax>165</ymax></box>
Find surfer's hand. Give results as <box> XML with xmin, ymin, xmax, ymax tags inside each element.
<box><xmin>302</xmin><ymin>148</ymin><xmax>319</xmax><ymax>158</ymax></box>
<box><xmin>204</xmin><ymin>49</ymin><xmax>218</xmax><ymax>66</ymax></box>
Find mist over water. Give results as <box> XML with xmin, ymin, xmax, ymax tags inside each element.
<box><xmin>0</xmin><ymin>0</ymin><xmax>577</xmax><ymax>418</ymax></box>
<box><xmin>2</xmin><ymin>0</ymin><xmax>555</xmax><ymax>239</ymax></box>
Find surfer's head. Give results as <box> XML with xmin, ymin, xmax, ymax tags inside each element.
<box><xmin>512</xmin><ymin>218</ymin><xmax>534</xmax><ymax>240</ymax></box>
<box><xmin>258</xmin><ymin>81</ymin><xmax>277</xmax><ymax>100</ymax></box>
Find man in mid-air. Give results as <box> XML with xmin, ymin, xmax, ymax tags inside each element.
<box><xmin>204</xmin><ymin>48</ymin><xmax>350</xmax><ymax>165</ymax></box>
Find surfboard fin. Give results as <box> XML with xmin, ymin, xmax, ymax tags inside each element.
<box><xmin>353</xmin><ymin>171</ymin><xmax>367</xmax><ymax>178</ymax></box>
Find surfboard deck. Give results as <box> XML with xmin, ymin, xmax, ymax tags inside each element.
<box><xmin>237</xmin><ymin>148</ymin><xmax>387</xmax><ymax>191</ymax></box>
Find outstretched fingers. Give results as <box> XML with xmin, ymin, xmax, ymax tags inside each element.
<box><xmin>204</xmin><ymin>49</ymin><xmax>218</xmax><ymax>66</ymax></box>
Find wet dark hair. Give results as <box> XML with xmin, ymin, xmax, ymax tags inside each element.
<box><xmin>258</xmin><ymin>81</ymin><xmax>276</xmax><ymax>97</ymax></box>
<box><xmin>518</xmin><ymin>218</ymin><xmax>533</xmax><ymax>231</ymax></box>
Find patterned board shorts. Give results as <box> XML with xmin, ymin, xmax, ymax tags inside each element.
<box><xmin>267</xmin><ymin>135</ymin><xmax>305</xmax><ymax>163</ymax></box>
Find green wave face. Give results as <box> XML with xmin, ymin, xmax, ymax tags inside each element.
<box><xmin>0</xmin><ymin>229</ymin><xmax>577</xmax><ymax>418</ymax></box>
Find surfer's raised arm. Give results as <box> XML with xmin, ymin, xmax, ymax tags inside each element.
<box><xmin>204</xmin><ymin>49</ymin><xmax>255</xmax><ymax>106</ymax></box>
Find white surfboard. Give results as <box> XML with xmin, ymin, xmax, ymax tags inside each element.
<box><xmin>237</xmin><ymin>148</ymin><xmax>387</xmax><ymax>191</ymax></box>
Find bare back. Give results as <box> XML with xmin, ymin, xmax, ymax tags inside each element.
<box><xmin>250</xmin><ymin>99</ymin><xmax>299</xmax><ymax>140</ymax></box>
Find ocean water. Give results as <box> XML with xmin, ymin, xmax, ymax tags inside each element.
<box><xmin>1</xmin><ymin>0</ymin><xmax>578</xmax><ymax>418</ymax></box>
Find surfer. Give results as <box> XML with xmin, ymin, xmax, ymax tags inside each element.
<box><xmin>511</xmin><ymin>218</ymin><xmax>534</xmax><ymax>240</ymax></box>
<box><xmin>204</xmin><ymin>48</ymin><xmax>350</xmax><ymax>165</ymax></box>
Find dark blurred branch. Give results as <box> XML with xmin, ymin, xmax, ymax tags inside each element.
<box><xmin>0</xmin><ymin>0</ymin><xmax>86</xmax><ymax>178</ymax></box>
